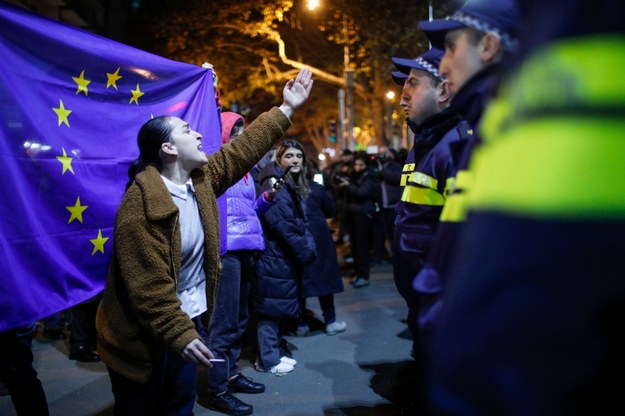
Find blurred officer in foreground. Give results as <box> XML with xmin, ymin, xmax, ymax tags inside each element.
<box><xmin>425</xmin><ymin>0</ymin><xmax>625</xmax><ymax>414</ymax></box>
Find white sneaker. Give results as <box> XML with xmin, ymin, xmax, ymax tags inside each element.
<box><xmin>280</xmin><ymin>356</ymin><xmax>297</xmax><ymax>366</ymax></box>
<box><xmin>269</xmin><ymin>361</ymin><xmax>294</xmax><ymax>375</ymax></box>
<box><xmin>325</xmin><ymin>320</ymin><xmax>347</xmax><ymax>335</ymax></box>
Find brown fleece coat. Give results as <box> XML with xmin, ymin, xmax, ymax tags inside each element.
<box><xmin>96</xmin><ymin>107</ymin><xmax>290</xmax><ymax>383</ymax></box>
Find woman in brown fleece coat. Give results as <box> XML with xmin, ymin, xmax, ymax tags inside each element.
<box><xmin>96</xmin><ymin>69</ymin><xmax>313</xmax><ymax>415</ymax></box>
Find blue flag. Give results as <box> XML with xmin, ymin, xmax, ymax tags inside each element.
<box><xmin>0</xmin><ymin>2</ymin><xmax>221</xmax><ymax>331</ymax></box>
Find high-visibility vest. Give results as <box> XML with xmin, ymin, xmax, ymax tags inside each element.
<box><xmin>468</xmin><ymin>36</ymin><xmax>625</xmax><ymax>219</ymax></box>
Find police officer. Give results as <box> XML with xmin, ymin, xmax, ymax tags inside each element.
<box><xmin>389</xmin><ymin>47</ymin><xmax>470</xmax><ymax>409</ymax></box>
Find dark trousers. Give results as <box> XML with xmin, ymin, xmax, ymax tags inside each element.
<box><xmin>393</xmin><ymin>239</ymin><xmax>427</xmax><ymax>409</ymax></box>
<box><xmin>69</xmin><ymin>294</ymin><xmax>100</xmax><ymax>352</ymax></box>
<box><xmin>382</xmin><ymin>208</ymin><xmax>397</xmax><ymax>255</ymax></box>
<box><xmin>107</xmin><ymin>343</ymin><xmax>197</xmax><ymax>416</ymax></box>
<box><xmin>0</xmin><ymin>327</ymin><xmax>49</xmax><ymax>416</ymax></box>
<box><xmin>256</xmin><ymin>317</ymin><xmax>281</xmax><ymax>369</ymax></box>
<box><xmin>204</xmin><ymin>251</ymin><xmax>255</xmax><ymax>395</ymax></box>
<box><xmin>393</xmin><ymin>240</ymin><xmax>425</xmax><ymax>356</ymax></box>
<box><xmin>300</xmin><ymin>295</ymin><xmax>336</xmax><ymax>324</ymax></box>
<box><xmin>349</xmin><ymin>213</ymin><xmax>373</xmax><ymax>279</ymax></box>
<box><xmin>372</xmin><ymin>211</ymin><xmax>386</xmax><ymax>259</ymax></box>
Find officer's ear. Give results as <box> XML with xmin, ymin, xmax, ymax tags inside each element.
<box><xmin>437</xmin><ymin>79</ymin><xmax>452</xmax><ymax>107</ymax></box>
<box><xmin>480</xmin><ymin>32</ymin><xmax>503</xmax><ymax>64</ymax></box>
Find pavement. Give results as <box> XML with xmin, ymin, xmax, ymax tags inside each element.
<box><xmin>0</xmin><ymin>261</ymin><xmax>419</xmax><ymax>416</ymax></box>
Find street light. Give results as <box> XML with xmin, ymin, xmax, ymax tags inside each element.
<box><xmin>385</xmin><ymin>91</ymin><xmax>396</xmax><ymax>147</ymax></box>
<box><xmin>342</xmin><ymin>17</ymin><xmax>355</xmax><ymax>152</ymax></box>
<box><xmin>307</xmin><ymin>1</ymin><xmax>355</xmax><ymax>152</ymax></box>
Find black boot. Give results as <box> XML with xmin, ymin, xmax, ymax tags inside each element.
<box><xmin>209</xmin><ymin>392</ymin><xmax>253</xmax><ymax>416</ymax></box>
<box><xmin>69</xmin><ymin>345</ymin><xmax>100</xmax><ymax>362</ymax></box>
<box><xmin>228</xmin><ymin>373</ymin><xmax>265</xmax><ymax>394</ymax></box>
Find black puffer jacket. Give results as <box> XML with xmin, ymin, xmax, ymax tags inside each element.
<box><xmin>344</xmin><ymin>167</ymin><xmax>380</xmax><ymax>216</ymax></box>
<box><xmin>253</xmin><ymin>162</ymin><xmax>316</xmax><ymax>318</ymax></box>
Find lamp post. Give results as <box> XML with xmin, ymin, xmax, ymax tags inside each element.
<box><xmin>307</xmin><ymin>0</ymin><xmax>355</xmax><ymax>151</ymax></box>
<box><xmin>385</xmin><ymin>90</ymin><xmax>395</xmax><ymax>147</ymax></box>
<box><xmin>343</xmin><ymin>18</ymin><xmax>355</xmax><ymax>151</ymax></box>
<box><xmin>428</xmin><ymin>0</ymin><xmax>434</xmax><ymax>47</ymax></box>
<box><xmin>338</xmin><ymin>89</ymin><xmax>346</xmax><ymax>151</ymax></box>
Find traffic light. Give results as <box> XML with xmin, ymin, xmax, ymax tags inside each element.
<box><xmin>328</xmin><ymin>120</ymin><xmax>337</xmax><ymax>143</ymax></box>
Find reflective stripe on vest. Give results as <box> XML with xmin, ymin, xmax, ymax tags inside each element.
<box><xmin>409</xmin><ymin>171</ymin><xmax>438</xmax><ymax>190</ymax></box>
<box><xmin>440</xmin><ymin>170</ymin><xmax>472</xmax><ymax>222</ymax></box>
<box><xmin>470</xmin><ymin>37</ymin><xmax>625</xmax><ymax>218</ymax></box>
<box><xmin>401</xmin><ymin>185</ymin><xmax>445</xmax><ymax>206</ymax></box>
<box><xmin>400</xmin><ymin>163</ymin><xmax>416</xmax><ymax>186</ymax></box>
<box><xmin>400</xmin><ymin>171</ymin><xmax>445</xmax><ymax>206</ymax></box>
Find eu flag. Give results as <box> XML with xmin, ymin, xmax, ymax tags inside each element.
<box><xmin>0</xmin><ymin>2</ymin><xmax>221</xmax><ymax>331</ymax></box>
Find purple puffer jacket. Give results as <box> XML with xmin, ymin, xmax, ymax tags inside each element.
<box><xmin>220</xmin><ymin>111</ymin><xmax>267</xmax><ymax>252</ymax></box>
<box><xmin>225</xmin><ymin>174</ymin><xmax>265</xmax><ymax>251</ymax></box>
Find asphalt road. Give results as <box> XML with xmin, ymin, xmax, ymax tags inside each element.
<box><xmin>0</xmin><ymin>261</ymin><xmax>419</xmax><ymax>416</ymax></box>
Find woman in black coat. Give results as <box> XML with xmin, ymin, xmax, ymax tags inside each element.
<box><xmin>253</xmin><ymin>140</ymin><xmax>316</xmax><ymax>374</ymax></box>
<box><xmin>298</xmin><ymin>164</ymin><xmax>346</xmax><ymax>336</ymax></box>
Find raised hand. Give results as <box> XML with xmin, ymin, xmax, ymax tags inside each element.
<box><xmin>279</xmin><ymin>68</ymin><xmax>314</xmax><ymax>118</ymax></box>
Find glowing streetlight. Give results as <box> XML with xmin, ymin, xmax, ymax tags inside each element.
<box><xmin>384</xmin><ymin>91</ymin><xmax>396</xmax><ymax>146</ymax></box>
<box><xmin>305</xmin><ymin>2</ymin><xmax>354</xmax><ymax>152</ymax></box>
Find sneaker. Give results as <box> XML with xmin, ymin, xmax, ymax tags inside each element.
<box><xmin>352</xmin><ymin>277</ymin><xmax>370</xmax><ymax>288</ymax></box>
<box><xmin>280</xmin><ymin>356</ymin><xmax>297</xmax><ymax>366</ymax></box>
<box><xmin>208</xmin><ymin>392</ymin><xmax>253</xmax><ymax>416</ymax></box>
<box><xmin>269</xmin><ymin>361</ymin><xmax>294</xmax><ymax>375</ymax></box>
<box><xmin>325</xmin><ymin>321</ymin><xmax>347</xmax><ymax>335</ymax></box>
<box><xmin>254</xmin><ymin>360</ymin><xmax>294</xmax><ymax>375</ymax></box>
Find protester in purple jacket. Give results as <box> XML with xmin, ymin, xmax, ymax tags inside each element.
<box><xmin>203</xmin><ymin>112</ymin><xmax>279</xmax><ymax>416</ymax></box>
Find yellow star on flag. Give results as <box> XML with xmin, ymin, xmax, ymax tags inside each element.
<box><xmin>129</xmin><ymin>83</ymin><xmax>144</xmax><ymax>105</ymax></box>
<box><xmin>72</xmin><ymin>70</ymin><xmax>91</xmax><ymax>96</ymax></box>
<box><xmin>56</xmin><ymin>147</ymin><xmax>74</xmax><ymax>175</ymax></box>
<box><xmin>66</xmin><ymin>196</ymin><xmax>88</xmax><ymax>224</ymax></box>
<box><xmin>52</xmin><ymin>99</ymin><xmax>72</xmax><ymax>127</ymax></box>
<box><xmin>90</xmin><ymin>229</ymin><xmax>109</xmax><ymax>255</ymax></box>
<box><xmin>106</xmin><ymin>67</ymin><xmax>122</xmax><ymax>90</ymax></box>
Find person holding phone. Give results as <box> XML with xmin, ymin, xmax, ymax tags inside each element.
<box><xmin>253</xmin><ymin>140</ymin><xmax>317</xmax><ymax>374</ymax></box>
